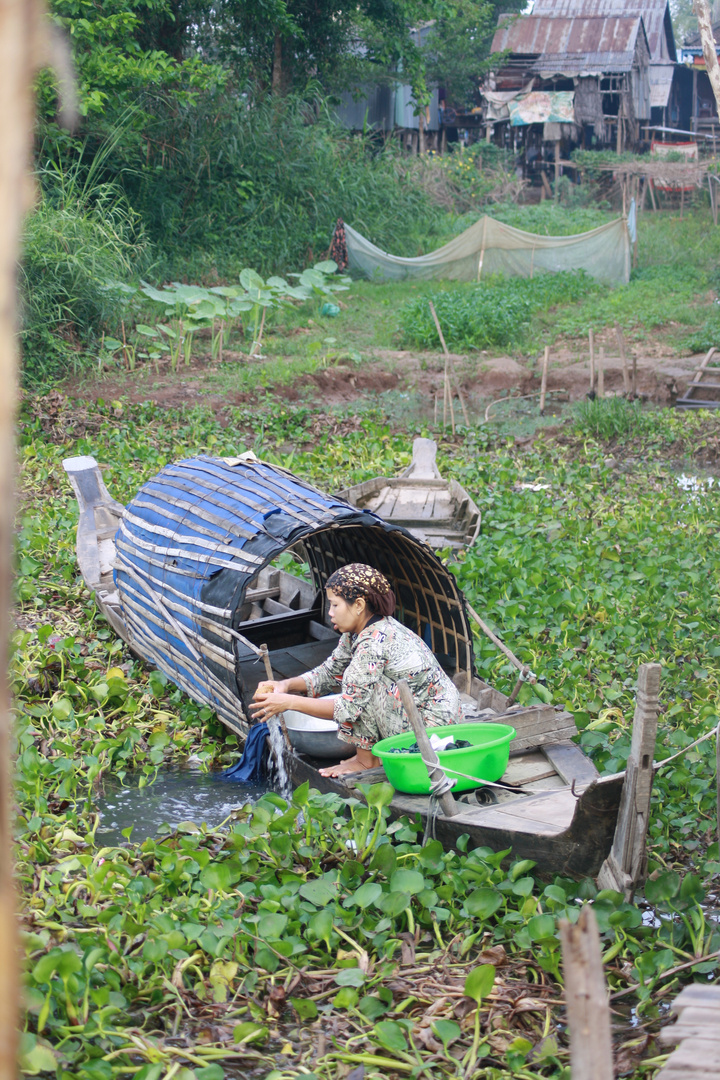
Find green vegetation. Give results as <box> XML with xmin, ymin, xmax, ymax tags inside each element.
<box><xmin>20</xmin><ymin>155</ymin><xmax>148</xmax><ymax>386</ymax></box>
<box><xmin>399</xmin><ymin>271</ymin><xmax>599</xmax><ymax>351</ymax></box>
<box><xmin>14</xmin><ymin>396</ymin><xmax>720</xmax><ymax>1078</ymax></box>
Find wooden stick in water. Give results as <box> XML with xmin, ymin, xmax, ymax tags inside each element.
<box><xmin>539</xmin><ymin>345</ymin><xmax>550</xmax><ymax>415</ymax></box>
<box><xmin>397</xmin><ymin>680</ymin><xmax>458</xmax><ymax>817</ymax></box>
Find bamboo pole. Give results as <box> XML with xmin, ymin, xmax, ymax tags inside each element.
<box><xmin>397</xmin><ymin>681</ymin><xmax>458</xmax><ymax>817</ymax></box>
<box><xmin>428</xmin><ymin>301</ymin><xmax>470</xmax><ymax>427</ymax></box>
<box><xmin>465</xmin><ymin>603</ymin><xmax>536</xmax><ymax>681</ymax></box>
<box><xmin>615</xmin><ymin>323</ymin><xmax>630</xmax><ymax>395</ymax></box>
<box><xmin>539</xmin><ymin>345</ymin><xmax>550</xmax><ymax>415</ymax></box>
<box><xmin>0</xmin><ymin>4</ymin><xmax>61</xmax><ymax>1074</ymax></box>
<box><xmin>588</xmin><ymin>329</ymin><xmax>595</xmax><ymax>394</ymax></box>
<box><xmin>597</xmin><ymin>346</ymin><xmax>605</xmax><ymax>398</ymax></box>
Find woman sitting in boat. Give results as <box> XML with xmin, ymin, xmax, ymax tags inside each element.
<box><xmin>250</xmin><ymin>563</ymin><xmax>463</xmax><ymax>777</ymax></box>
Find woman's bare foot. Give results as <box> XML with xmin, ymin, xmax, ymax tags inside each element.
<box><xmin>319</xmin><ymin>750</ymin><xmax>382</xmax><ymax>778</ymax></box>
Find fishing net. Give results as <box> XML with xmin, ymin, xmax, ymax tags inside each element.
<box><xmin>342</xmin><ymin>214</ymin><xmax>630</xmax><ymax>285</ymax></box>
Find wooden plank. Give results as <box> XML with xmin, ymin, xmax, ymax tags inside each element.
<box><xmin>662</xmin><ymin>1007</ymin><xmax>720</xmax><ymax>1031</ymax></box>
<box><xmin>542</xmin><ymin>742</ymin><xmax>599</xmax><ymax>788</ymax></box>
<box><xmin>418</xmin><ymin>491</ymin><xmax>437</xmax><ymax>520</ymax></box>
<box><xmin>597</xmin><ymin>663</ymin><xmax>661</xmax><ymax>899</ymax></box>
<box><xmin>503</xmin><ymin>752</ymin><xmax>558</xmax><ymax>786</ymax></box>
<box><xmin>672</xmin><ymin>985</ymin><xmax>720</xmax><ymax>1009</ymax></box>
<box><xmin>285</xmin><ymin>641</ymin><xmax>336</xmax><ymax>669</ymax></box>
<box><xmin>675</xmin><ymin>398</ymin><xmax>720</xmax><ymax>409</ymax></box>
<box><xmin>559</xmin><ymin>906</ymin><xmax>613</xmax><ymax>1080</ymax></box>
<box><xmin>454</xmin><ymin>804</ymin><xmax>567</xmax><ymax>835</ymax></box>
<box><xmin>308</xmin><ymin>619</ymin><xmax>337</xmax><ymax>642</ymax></box>
<box><xmin>656</xmin><ymin>1040</ymin><xmax>720</xmax><ymax>1070</ymax></box>
<box><xmin>660</xmin><ymin>1024</ymin><xmax>720</xmax><ymax>1045</ymax></box>
<box><xmin>486</xmin><ymin>788</ymin><xmax>578</xmax><ymax>829</ymax></box>
<box><xmin>264</xmin><ymin>597</ymin><xmax>293</xmax><ymax>615</ymax></box>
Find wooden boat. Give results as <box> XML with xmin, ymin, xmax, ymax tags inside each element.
<box><xmin>337</xmin><ymin>438</ymin><xmax>481</xmax><ymax>550</ymax></box>
<box><xmin>63</xmin><ymin>451</ymin><xmax>636</xmax><ymax>878</ymax></box>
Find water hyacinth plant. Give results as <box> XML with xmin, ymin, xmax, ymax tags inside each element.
<box><xmin>13</xmin><ymin>395</ymin><xmax>720</xmax><ymax>1079</ymax></box>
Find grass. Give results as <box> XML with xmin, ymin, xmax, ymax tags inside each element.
<box><xmin>21</xmin><ymin>150</ymin><xmax>149</xmax><ymax>387</ymax></box>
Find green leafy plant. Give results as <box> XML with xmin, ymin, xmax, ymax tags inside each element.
<box><xmin>399</xmin><ymin>270</ymin><xmax>599</xmax><ymax>351</ymax></box>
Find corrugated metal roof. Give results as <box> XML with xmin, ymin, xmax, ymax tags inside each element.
<box><xmin>492</xmin><ymin>15</ymin><xmax>646</xmax><ymax>73</ymax></box>
<box><xmin>649</xmin><ymin>63</ymin><xmax>674</xmax><ymax>108</ymax></box>
<box><xmin>527</xmin><ymin>1</ymin><xmax>676</xmax><ymax>62</ymax></box>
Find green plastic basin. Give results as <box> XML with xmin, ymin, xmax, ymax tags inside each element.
<box><xmin>373</xmin><ymin>722</ymin><xmax>516</xmax><ymax>795</ymax></box>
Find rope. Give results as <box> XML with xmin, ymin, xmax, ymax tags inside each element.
<box><xmin>420</xmin><ymin>757</ymin><xmax>554</xmax><ymax>797</ymax></box>
<box><xmin>418</xmin><ymin>722</ymin><xmax>720</xmax><ymax>817</ymax></box>
<box><xmin>653</xmin><ymin>721</ymin><xmax>720</xmax><ymax>771</ymax></box>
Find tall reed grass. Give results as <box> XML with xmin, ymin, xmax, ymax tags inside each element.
<box><xmin>20</xmin><ymin>139</ymin><xmax>149</xmax><ymax>385</ymax></box>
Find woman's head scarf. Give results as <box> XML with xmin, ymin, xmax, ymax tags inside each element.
<box><xmin>325</xmin><ymin>563</ymin><xmax>396</xmax><ymax>617</ymax></box>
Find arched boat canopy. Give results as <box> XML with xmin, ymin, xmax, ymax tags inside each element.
<box><xmin>114</xmin><ymin>454</ymin><xmax>474</xmax><ymax>735</ymax></box>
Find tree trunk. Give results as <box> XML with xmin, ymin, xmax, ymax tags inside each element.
<box><xmin>272</xmin><ymin>31</ymin><xmax>282</xmax><ymax>94</ymax></box>
<box><xmin>694</xmin><ymin>0</ymin><xmax>720</xmax><ymax>120</ymax></box>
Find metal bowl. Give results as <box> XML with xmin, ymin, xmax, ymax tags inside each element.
<box><xmin>282</xmin><ymin>710</ymin><xmax>355</xmax><ymax>759</ymax></box>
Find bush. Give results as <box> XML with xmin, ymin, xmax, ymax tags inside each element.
<box><xmin>571</xmin><ymin>397</ymin><xmax>652</xmax><ymax>441</ymax></box>
<box><xmin>399</xmin><ymin>270</ymin><xmax>599</xmax><ymax>351</ymax></box>
<box><xmin>20</xmin><ymin>154</ymin><xmax>148</xmax><ymax>386</ymax></box>
<box><xmin>97</xmin><ymin>92</ymin><xmax>445</xmax><ymax>278</ymax></box>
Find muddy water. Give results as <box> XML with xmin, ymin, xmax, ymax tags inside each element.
<box><xmin>95</xmin><ymin>768</ymin><xmax>269</xmax><ymax>846</ymax></box>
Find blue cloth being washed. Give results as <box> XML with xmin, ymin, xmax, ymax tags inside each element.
<box><xmin>223</xmin><ymin>722</ymin><xmax>268</xmax><ymax>782</ymax></box>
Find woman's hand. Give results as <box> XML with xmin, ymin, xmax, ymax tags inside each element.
<box><xmin>253</xmin><ymin>679</ymin><xmax>290</xmax><ymax>700</ymax></box>
<box><xmin>250</xmin><ymin>691</ymin><xmax>295</xmax><ymax>721</ymax></box>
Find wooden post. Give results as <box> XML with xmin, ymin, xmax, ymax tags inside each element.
<box><xmin>559</xmin><ymin>906</ymin><xmax>614</xmax><ymax>1080</ymax></box>
<box><xmin>597</xmin><ymin>663</ymin><xmax>661</xmax><ymax>900</ymax></box>
<box><xmin>0</xmin><ymin>4</ymin><xmax>60</xmax><ymax>1076</ymax></box>
<box><xmin>694</xmin><ymin>0</ymin><xmax>720</xmax><ymax>123</ymax></box>
<box><xmin>397</xmin><ymin>680</ymin><xmax>458</xmax><ymax>817</ymax></box>
<box><xmin>632</xmin><ymin>352</ymin><xmax>638</xmax><ymax>399</ymax></box>
<box><xmin>429</xmin><ymin>300</ymin><xmax>470</xmax><ymax>427</ymax></box>
<box><xmin>540</xmin><ymin>170</ymin><xmax>553</xmax><ymax>200</ymax></box>
<box><xmin>539</xmin><ymin>345</ymin><xmax>550</xmax><ymax>415</ymax></box>
<box><xmin>588</xmin><ymin>329</ymin><xmax>595</xmax><ymax>394</ymax></box>
<box><xmin>554</xmin><ymin>139</ymin><xmax>561</xmax><ymax>195</ymax></box>
<box><xmin>615</xmin><ymin>323</ymin><xmax>630</xmax><ymax>395</ymax></box>
<box><xmin>597</xmin><ymin>346</ymin><xmax>605</xmax><ymax>398</ymax></box>
<box><xmin>648</xmin><ymin>177</ymin><xmax>658</xmax><ymax>211</ymax></box>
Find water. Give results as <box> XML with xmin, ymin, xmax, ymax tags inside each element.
<box><xmin>95</xmin><ymin>768</ymin><xmax>269</xmax><ymax>846</ymax></box>
<box><xmin>267</xmin><ymin>716</ymin><xmax>292</xmax><ymax>802</ymax></box>
<box><xmin>676</xmin><ymin>472</ymin><xmax>718</xmax><ymax>496</ymax></box>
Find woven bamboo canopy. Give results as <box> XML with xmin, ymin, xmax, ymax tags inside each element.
<box><xmin>115</xmin><ymin>455</ymin><xmax>475</xmax><ymax>733</ymax></box>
